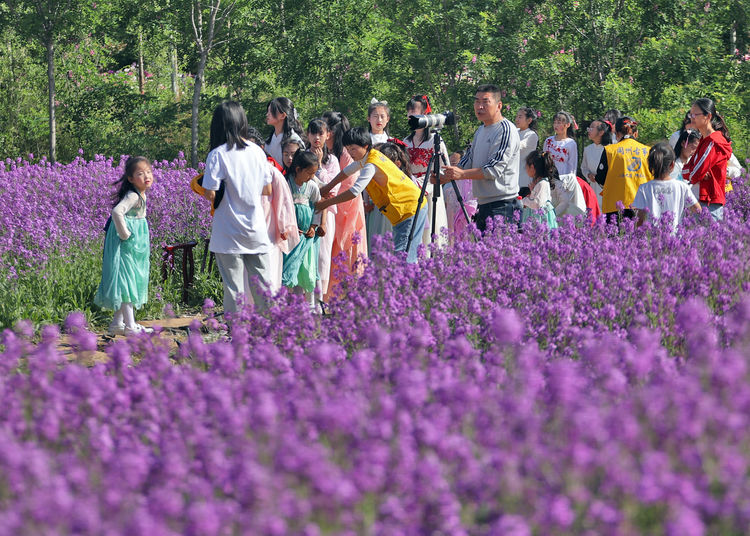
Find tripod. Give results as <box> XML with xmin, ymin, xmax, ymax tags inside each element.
<box><xmin>406</xmin><ymin>128</ymin><xmax>470</xmax><ymax>255</ymax></box>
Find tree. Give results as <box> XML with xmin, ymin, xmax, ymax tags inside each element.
<box><xmin>6</xmin><ymin>0</ymin><xmax>81</xmax><ymax>162</ymax></box>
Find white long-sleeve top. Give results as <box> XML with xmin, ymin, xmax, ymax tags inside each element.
<box><xmin>552</xmin><ymin>172</ymin><xmax>586</xmax><ymax>217</ymax></box>
<box><xmin>522</xmin><ymin>179</ymin><xmax>551</xmax><ymax>210</ymax></box>
<box><xmin>112</xmin><ymin>191</ymin><xmax>146</xmax><ymax>241</ymax></box>
<box><xmin>581</xmin><ymin>143</ymin><xmax>604</xmax><ymax>179</ymax></box>
<box><xmin>517</xmin><ymin>128</ymin><xmax>539</xmax><ymax>188</ymax></box>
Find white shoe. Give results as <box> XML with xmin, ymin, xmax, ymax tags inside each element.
<box><xmin>107</xmin><ymin>323</ymin><xmax>126</xmax><ymax>336</ymax></box>
<box><xmin>124</xmin><ymin>324</ymin><xmax>154</xmax><ymax>335</ymax></box>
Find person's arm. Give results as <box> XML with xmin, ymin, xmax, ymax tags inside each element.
<box><xmin>522</xmin><ymin>181</ymin><xmax>548</xmax><ymax>210</ymax></box>
<box><xmin>316</xmin><ymin>164</ymin><xmax>374</xmax><ymax>211</ymax></box>
<box><xmin>111</xmin><ymin>192</ymin><xmax>140</xmax><ymax>240</ymax></box>
<box><xmin>682</xmin><ymin>140</ymin><xmax>715</xmax><ymax>184</ymax></box>
<box><xmin>442</xmin><ymin>125</ymin><xmax>517</xmax><ymax>183</ymax></box>
<box><xmin>262</xmin><ymin>183</ymin><xmax>272</xmax><ymax>196</ymax></box>
<box><xmin>320</xmin><ymin>167</ymin><xmax>354</xmax><ymax>197</ymax></box>
<box><xmin>566</xmin><ymin>139</ymin><xmax>579</xmax><ymax>177</ymax></box>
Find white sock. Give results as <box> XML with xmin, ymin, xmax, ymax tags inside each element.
<box><xmin>122</xmin><ymin>303</ymin><xmax>136</xmax><ymax>329</ymax></box>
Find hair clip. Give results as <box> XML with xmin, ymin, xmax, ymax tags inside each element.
<box><xmin>371</xmin><ymin>97</ymin><xmax>388</xmax><ymax>106</ymax></box>
<box><xmin>388</xmin><ymin>137</ymin><xmax>408</xmax><ymax>148</ymax></box>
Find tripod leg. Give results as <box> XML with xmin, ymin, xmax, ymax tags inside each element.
<box><xmin>406</xmin><ymin>156</ymin><xmax>433</xmax><ymax>255</ymax></box>
<box><xmin>450</xmin><ymin>180</ymin><xmax>471</xmax><ymax>224</ymax></box>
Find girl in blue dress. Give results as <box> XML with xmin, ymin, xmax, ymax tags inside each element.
<box><xmin>95</xmin><ymin>156</ymin><xmax>154</xmax><ymax>335</ymax></box>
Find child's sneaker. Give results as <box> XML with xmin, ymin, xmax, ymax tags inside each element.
<box><xmin>124</xmin><ymin>324</ymin><xmax>154</xmax><ymax>335</ymax></box>
<box><xmin>107</xmin><ymin>322</ymin><xmax>126</xmax><ymax>336</ymax></box>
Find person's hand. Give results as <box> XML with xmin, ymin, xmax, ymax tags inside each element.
<box><xmin>442</xmin><ymin>165</ymin><xmax>463</xmax><ymax>183</ymax></box>
<box><xmin>587</xmin><ymin>173</ymin><xmax>595</xmax><ymax>183</ymax></box>
<box><xmin>204</xmin><ymin>190</ymin><xmax>216</xmax><ymax>202</ymax></box>
<box><xmin>304</xmin><ymin>226</ymin><xmax>316</xmax><ymax>238</ymax></box>
<box><xmin>316</xmin><ymin>226</ymin><xmax>326</xmax><ymax>237</ymax></box>
<box><xmin>312</xmin><ymin>146</ymin><xmax>324</xmax><ymax>166</ymax></box>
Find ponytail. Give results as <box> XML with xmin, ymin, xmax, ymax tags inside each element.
<box><xmin>693</xmin><ymin>97</ymin><xmax>731</xmax><ymax>142</ymax></box>
<box><xmin>615</xmin><ymin>116</ymin><xmax>638</xmax><ymax>138</ymax></box>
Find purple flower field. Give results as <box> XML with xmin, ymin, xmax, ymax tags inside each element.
<box><xmin>1</xmin><ymin>156</ymin><xmax>750</xmax><ymax>534</ymax></box>
<box><xmin>0</xmin><ymin>154</ymin><xmax>209</xmax><ymax>275</ymax></box>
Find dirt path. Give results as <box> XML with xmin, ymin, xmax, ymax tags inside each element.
<box><xmin>57</xmin><ymin>316</ymin><xmax>205</xmax><ymax>365</ymax></box>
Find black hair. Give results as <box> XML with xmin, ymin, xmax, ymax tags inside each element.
<box><xmin>516</xmin><ymin>106</ymin><xmax>538</xmax><ymax>131</ymax></box>
<box><xmin>281</xmin><ymin>138</ymin><xmax>304</xmax><ymax>174</ymax></box>
<box><xmin>322</xmin><ymin>111</ymin><xmax>351</xmax><ymax>160</ymax></box>
<box><xmin>265</xmin><ymin>97</ymin><xmax>304</xmax><ymax>146</ymax></box>
<box><xmin>367</xmin><ymin>101</ymin><xmax>390</xmax><ymax>135</ymax></box>
<box><xmin>286</xmin><ymin>149</ymin><xmax>319</xmax><ymax>183</ymax></box>
<box><xmin>604</xmin><ymin>109</ymin><xmax>622</xmax><ymax>125</ymax></box>
<box><xmin>525</xmin><ymin>151</ymin><xmax>558</xmax><ymax>188</ymax></box>
<box><xmin>591</xmin><ymin>119</ymin><xmax>612</xmax><ymax>147</ymax></box>
<box><xmin>210</xmin><ymin>101</ymin><xmax>249</xmax><ymax>152</ymax></box>
<box><xmin>246</xmin><ymin>126</ymin><xmax>264</xmax><ymax>147</ymax></box>
<box><xmin>673</xmin><ymin>129</ymin><xmax>701</xmax><ymax>160</ymax></box>
<box><xmin>476</xmin><ymin>84</ymin><xmax>502</xmax><ymax>100</ymax></box>
<box><xmin>307</xmin><ymin>119</ymin><xmax>331</xmax><ymax>165</ymax></box>
<box><xmin>113</xmin><ymin>156</ymin><xmax>150</xmax><ymax>205</ymax></box>
<box><xmin>693</xmin><ymin>97</ymin><xmax>731</xmax><ymax>142</ymax></box>
<box><xmin>553</xmin><ymin>110</ymin><xmax>576</xmax><ymax>139</ymax></box>
<box><xmin>405</xmin><ymin>94</ymin><xmax>433</xmax><ymax>143</ymax></box>
<box><xmin>375</xmin><ymin>141</ymin><xmax>413</xmax><ymax>180</ymax></box>
<box><xmin>647</xmin><ymin>142</ymin><xmax>676</xmax><ymax>179</ymax></box>
<box><xmin>342</xmin><ymin>127</ymin><xmax>372</xmax><ymax>151</ymax></box>
<box><xmin>615</xmin><ymin>116</ymin><xmax>638</xmax><ymax>138</ymax></box>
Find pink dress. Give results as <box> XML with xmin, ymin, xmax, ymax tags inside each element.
<box><xmin>327</xmin><ymin>148</ymin><xmax>368</xmax><ymax>299</ymax></box>
<box><xmin>314</xmin><ymin>156</ymin><xmax>341</xmax><ymax>296</ymax></box>
<box><xmin>262</xmin><ymin>164</ymin><xmax>299</xmax><ymax>293</ymax></box>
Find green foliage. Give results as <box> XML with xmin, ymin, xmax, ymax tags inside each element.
<box><xmin>0</xmin><ymin>0</ymin><xmax>747</xmax><ymax>160</ymax></box>
<box><xmin>0</xmin><ymin>246</ymin><xmax>223</xmax><ymax>330</ymax></box>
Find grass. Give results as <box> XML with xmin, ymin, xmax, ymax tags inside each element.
<box><xmin>0</xmin><ymin>244</ymin><xmax>224</xmax><ymax>331</ymax></box>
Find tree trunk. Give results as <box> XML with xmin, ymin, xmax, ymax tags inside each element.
<box><xmin>190</xmin><ymin>51</ymin><xmax>208</xmax><ymax>168</ymax></box>
<box><xmin>138</xmin><ymin>29</ymin><xmax>145</xmax><ymax>94</ymax></box>
<box><xmin>171</xmin><ymin>46</ymin><xmax>179</xmax><ymax>98</ymax></box>
<box><xmin>46</xmin><ymin>37</ymin><xmax>56</xmax><ymax>163</ymax></box>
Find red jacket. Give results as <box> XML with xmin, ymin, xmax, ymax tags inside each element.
<box><xmin>682</xmin><ymin>131</ymin><xmax>732</xmax><ymax>205</ymax></box>
<box><xmin>576</xmin><ymin>176</ymin><xmax>601</xmax><ymax>225</ymax></box>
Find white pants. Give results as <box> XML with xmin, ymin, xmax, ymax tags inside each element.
<box><xmin>214</xmin><ymin>252</ymin><xmax>271</xmax><ymax>313</ymax></box>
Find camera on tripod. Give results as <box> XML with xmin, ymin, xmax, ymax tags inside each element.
<box><xmin>408</xmin><ymin>111</ymin><xmax>456</xmax><ymax>130</ymax></box>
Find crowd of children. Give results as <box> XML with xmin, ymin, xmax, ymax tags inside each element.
<box><xmin>96</xmin><ymin>91</ymin><xmax>744</xmax><ymax>328</ymax></box>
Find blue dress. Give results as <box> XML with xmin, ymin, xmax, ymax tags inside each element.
<box><xmin>282</xmin><ymin>180</ymin><xmax>320</xmax><ymax>292</ymax></box>
<box><xmin>94</xmin><ymin>193</ymin><xmax>150</xmax><ymax>310</ymax></box>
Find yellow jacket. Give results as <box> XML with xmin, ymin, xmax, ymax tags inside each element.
<box><xmin>601</xmin><ymin>138</ymin><xmax>653</xmax><ymax>213</ymax></box>
<box><xmin>364</xmin><ymin>149</ymin><xmax>426</xmax><ymax>225</ymax></box>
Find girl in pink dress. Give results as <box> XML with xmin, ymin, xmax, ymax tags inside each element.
<box><xmin>321</xmin><ymin>111</ymin><xmax>368</xmax><ymax>300</ymax></box>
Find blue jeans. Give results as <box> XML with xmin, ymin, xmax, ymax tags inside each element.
<box><xmin>476</xmin><ymin>198</ymin><xmax>522</xmax><ymax>232</ymax></box>
<box><xmin>700</xmin><ymin>202</ymin><xmax>724</xmax><ymax>222</ymax></box>
<box><xmin>393</xmin><ymin>204</ymin><xmax>428</xmax><ymax>263</ymax></box>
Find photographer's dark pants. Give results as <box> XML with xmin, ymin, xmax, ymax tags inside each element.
<box><xmin>476</xmin><ymin>198</ymin><xmax>522</xmax><ymax>233</ymax></box>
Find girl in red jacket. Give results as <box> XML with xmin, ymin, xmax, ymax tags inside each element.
<box><xmin>681</xmin><ymin>98</ymin><xmax>732</xmax><ymax>221</ymax></box>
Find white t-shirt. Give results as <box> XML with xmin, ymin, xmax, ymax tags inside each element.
<box><xmin>203</xmin><ymin>142</ymin><xmax>273</xmax><ymax>254</ymax></box>
<box><xmin>632</xmin><ymin>178</ymin><xmax>698</xmax><ymax>232</ymax></box>
<box><xmin>370</xmin><ymin>132</ymin><xmax>388</xmax><ymax>145</ymax></box>
<box><xmin>543</xmin><ymin>136</ymin><xmax>578</xmax><ymax>176</ymax></box>
<box><xmin>517</xmin><ymin>128</ymin><xmax>539</xmax><ymax>188</ymax></box>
